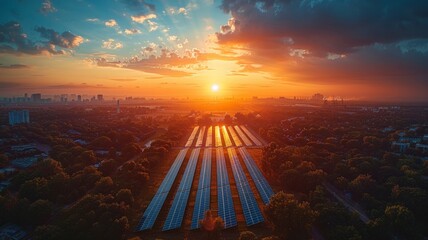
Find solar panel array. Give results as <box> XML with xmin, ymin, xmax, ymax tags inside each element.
<box><xmin>137</xmin><ymin>125</ymin><xmax>270</xmax><ymax>232</ymax></box>
<box><xmin>195</xmin><ymin>126</ymin><xmax>206</xmax><ymax>147</ymax></box>
<box><xmin>216</xmin><ymin>148</ymin><xmax>237</xmax><ymax>228</ymax></box>
<box><xmin>238</xmin><ymin>147</ymin><xmax>274</xmax><ymax>204</ymax></box>
<box><xmin>228</xmin><ymin>126</ymin><xmax>243</xmax><ymax>147</ymax></box>
<box><xmin>221</xmin><ymin>126</ymin><xmax>233</xmax><ymax>147</ymax></box>
<box><xmin>185</xmin><ymin>126</ymin><xmax>200</xmax><ymax>147</ymax></box>
<box><xmin>240</xmin><ymin>125</ymin><xmax>263</xmax><ymax>146</ymax></box>
<box><xmin>205</xmin><ymin>126</ymin><xmax>213</xmax><ymax>147</ymax></box>
<box><xmin>234</xmin><ymin>125</ymin><xmax>253</xmax><ymax>146</ymax></box>
<box><xmin>136</xmin><ymin>148</ymin><xmax>188</xmax><ymax>231</ymax></box>
<box><xmin>227</xmin><ymin>148</ymin><xmax>264</xmax><ymax>226</ymax></box>
<box><xmin>191</xmin><ymin>148</ymin><xmax>212</xmax><ymax>229</ymax></box>
<box><xmin>215</xmin><ymin>126</ymin><xmax>223</xmax><ymax>147</ymax></box>
<box><xmin>163</xmin><ymin>148</ymin><xmax>201</xmax><ymax>231</ymax></box>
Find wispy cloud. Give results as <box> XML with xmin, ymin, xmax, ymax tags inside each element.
<box><xmin>40</xmin><ymin>0</ymin><xmax>57</xmax><ymax>15</ymax></box>
<box><xmin>131</xmin><ymin>13</ymin><xmax>156</xmax><ymax>23</ymax></box>
<box><xmin>102</xmin><ymin>39</ymin><xmax>123</xmax><ymax>49</ymax></box>
<box><xmin>0</xmin><ymin>64</ymin><xmax>29</xmax><ymax>69</ymax></box>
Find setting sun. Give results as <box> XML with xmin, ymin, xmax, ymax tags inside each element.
<box><xmin>211</xmin><ymin>84</ymin><xmax>219</xmax><ymax>92</ymax></box>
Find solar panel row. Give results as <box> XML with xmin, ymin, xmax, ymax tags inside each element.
<box><xmin>238</xmin><ymin>147</ymin><xmax>274</xmax><ymax>204</ymax></box>
<box><xmin>215</xmin><ymin>126</ymin><xmax>223</xmax><ymax>147</ymax></box>
<box><xmin>163</xmin><ymin>148</ymin><xmax>201</xmax><ymax>231</ymax></box>
<box><xmin>234</xmin><ymin>125</ymin><xmax>253</xmax><ymax>146</ymax></box>
<box><xmin>221</xmin><ymin>126</ymin><xmax>233</xmax><ymax>147</ymax></box>
<box><xmin>240</xmin><ymin>125</ymin><xmax>263</xmax><ymax>146</ymax></box>
<box><xmin>228</xmin><ymin>126</ymin><xmax>243</xmax><ymax>147</ymax></box>
<box><xmin>227</xmin><ymin>148</ymin><xmax>264</xmax><ymax>226</ymax></box>
<box><xmin>195</xmin><ymin>126</ymin><xmax>206</xmax><ymax>147</ymax></box>
<box><xmin>191</xmin><ymin>148</ymin><xmax>212</xmax><ymax>229</ymax></box>
<box><xmin>216</xmin><ymin>148</ymin><xmax>237</xmax><ymax>228</ymax></box>
<box><xmin>136</xmin><ymin>148</ymin><xmax>188</xmax><ymax>231</ymax></box>
<box><xmin>185</xmin><ymin>126</ymin><xmax>200</xmax><ymax>147</ymax></box>
<box><xmin>205</xmin><ymin>126</ymin><xmax>213</xmax><ymax>147</ymax></box>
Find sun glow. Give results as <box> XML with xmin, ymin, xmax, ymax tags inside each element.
<box><xmin>211</xmin><ymin>84</ymin><xmax>219</xmax><ymax>92</ymax></box>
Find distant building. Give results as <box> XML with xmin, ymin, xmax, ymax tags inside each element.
<box><xmin>117</xmin><ymin>100</ymin><xmax>120</xmax><ymax>113</ymax></box>
<box><xmin>311</xmin><ymin>93</ymin><xmax>324</xmax><ymax>101</ymax></box>
<box><xmin>416</xmin><ymin>144</ymin><xmax>428</xmax><ymax>153</ymax></box>
<box><xmin>31</xmin><ymin>93</ymin><xmax>41</xmax><ymax>102</ymax></box>
<box><xmin>77</xmin><ymin>95</ymin><xmax>82</xmax><ymax>102</ymax></box>
<box><xmin>97</xmin><ymin>94</ymin><xmax>104</xmax><ymax>101</ymax></box>
<box><xmin>8</xmin><ymin>110</ymin><xmax>30</xmax><ymax>126</ymax></box>
<box><xmin>392</xmin><ymin>142</ymin><xmax>410</xmax><ymax>153</ymax></box>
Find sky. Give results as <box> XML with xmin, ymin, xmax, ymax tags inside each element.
<box><xmin>0</xmin><ymin>0</ymin><xmax>428</xmax><ymax>101</ymax></box>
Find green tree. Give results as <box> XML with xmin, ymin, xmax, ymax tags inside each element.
<box><xmin>265</xmin><ymin>192</ymin><xmax>317</xmax><ymax>239</ymax></box>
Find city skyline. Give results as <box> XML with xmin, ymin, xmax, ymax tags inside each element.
<box><xmin>1</xmin><ymin>0</ymin><xmax>428</xmax><ymax>101</ymax></box>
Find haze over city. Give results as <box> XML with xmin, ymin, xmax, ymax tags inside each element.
<box><xmin>1</xmin><ymin>0</ymin><xmax>427</xmax><ymax>101</ymax></box>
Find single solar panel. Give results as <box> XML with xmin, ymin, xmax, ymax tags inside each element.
<box><xmin>136</xmin><ymin>148</ymin><xmax>188</xmax><ymax>231</ymax></box>
<box><xmin>227</xmin><ymin>148</ymin><xmax>264</xmax><ymax>226</ymax></box>
<box><xmin>185</xmin><ymin>126</ymin><xmax>200</xmax><ymax>147</ymax></box>
<box><xmin>191</xmin><ymin>148</ymin><xmax>212</xmax><ymax>229</ymax></box>
<box><xmin>238</xmin><ymin>147</ymin><xmax>274</xmax><ymax>204</ymax></box>
<box><xmin>221</xmin><ymin>126</ymin><xmax>233</xmax><ymax>147</ymax></box>
<box><xmin>234</xmin><ymin>125</ymin><xmax>253</xmax><ymax>146</ymax></box>
<box><xmin>216</xmin><ymin>148</ymin><xmax>237</xmax><ymax>228</ymax></box>
<box><xmin>205</xmin><ymin>126</ymin><xmax>213</xmax><ymax>147</ymax></box>
<box><xmin>239</xmin><ymin>125</ymin><xmax>263</xmax><ymax>146</ymax></box>
<box><xmin>163</xmin><ymin>148</ymin><xmax>200</xmax><ymax>231</ymax></box>
<box><xmin>228</xmin><ymin>126</ymin><xmax>243</xmax><ymax>147</ymax></box>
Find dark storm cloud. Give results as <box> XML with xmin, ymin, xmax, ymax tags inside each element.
<box><xmin>0</xmin><ymin>21</ymin><xmax>83</xmax><ymax>55</ymax></box>
<box><xmin>35</xmin><ymin>26</ymin><xmax>84</xmax><ymax>48</ymax></box>
<box><xmin>217</xmin><ymin>0</ymin><xmax>428</xmax><ymax>56</ymax></box>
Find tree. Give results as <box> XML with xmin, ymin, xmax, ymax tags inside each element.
<box><xmin>93</xmin><ymin>177</ymin><xmax>114</xmax><ymax>194</ymax></box>
<box><xmin>265</xmin><ymin>192</ymin><xmax>317</xmax><ymax>239</ymax></box>
<box><xmin>33</xmin><ymin>225</ymin><xmax>63</xmax><ymax>240</ymax></box>
<box><xmin>115</xmin><ymin>189</ymin><xmax>134</xmax><ymax>206</ymax></box>
<box><xmin>28</xmin><ymin>199</ymin><xmax>53</xmax><ymax>225</ymax></box>
<box><xmin>239</xmin><ymin>231</ymin><xmax>257</xmax><ymax>240</ymax></box>
<box><xmin>91</xmin><ymin>136</ymin><xmax>113</xmax><ymax>149</ymax></box>
<box><xmin>384</xmin><ymin>205</ymin><xmax>415</xmax><ymax>238</ymax></box>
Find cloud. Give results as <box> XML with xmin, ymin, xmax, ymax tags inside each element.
<box><xmin>131</xmin><ymin>13</ymin><xmax>156</xmax><ymax>23</ymax></box>
<box><xmin>123</xmin><ymin>28</ymin><xmax>141</xmax><ymax>35</ymax></box>
<box><xmin>0</xmin><ymin>64</ymin><xmax>29</xmax><ymax>69</ymax></box>
<box><xmin>35</xmin><ymin>26</ymin><xmax>84</xmax><ymax>48</ymax></box>
<box><xmin>91</xmin><ymin>48</ymin><xmax>208</xmax><ymax>77</ymax></box>
<box><xmin>0</xmin><ymin>81</ymin><xmax>22</xmax><ymax>88</ymax></box>
<box><xmin>168</xmin><ymin>35</ymin><xmax>178</xmax><ymax>41</ymax></box>
<box><xmin>40</xmin><ymin>0</ymin><xmax>57</xmax><ymax>14</ymax></box>
<box><xmin>109</xmin><ymin>78</ymin><xmax>137</xmax><ymax>82</ymax></box>
<box><xmin>147</xmin><ymin>20</ymin><xmax>158</xmax><ymax>32</ymax></box>
<box><xmin>86</xmin><ymin>18</ymin><xmax>99</xmax><ymax>22</ymax></box>
<box><xmin>0</xmin><ymin>21</ymin><xmax>83</xmax><ymax>55</ymax></box>
<box><xmin>102</xmin><ymin>39</ymin><xmax>123</xmax><ymax>49</ymax></box>
<box><xmin>121</xmin><ymin>0</ymin><xmax>155</xmax><ymax>12</ymax></box>
<box><xmin>209</xmin><ymin>0</ymin><xmax>428</xmax><ymax>94</ymax></box>
<box><xmin>105</xmin><ymin>19</ymin><xmax>118</xmax><ymax>27</ymax></box>
<box><xmin>217</xmin><ymin>0</ymin><xmax>428</xmax><ymax>56</ymax></box>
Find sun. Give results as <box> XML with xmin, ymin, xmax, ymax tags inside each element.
<box><xmin>211</xmin><ymin>84</ymin><xmax>219</xmax><ymax>92</ymax></box>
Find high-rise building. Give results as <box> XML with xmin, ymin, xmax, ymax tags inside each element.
<box><xmin>8</xmin><ymin>110</ymin><xmax>30</xmax><ymax>125</ymax></box>
<box><xmin>97</xmin><ymin>94</ymin><xmax>104</xmax><ymax>101</ymax></box>
<box><xmin>311</xmin><ymin>93</ymin><xmax>324</xmax><ymax>101</ymax></box>
<box><xmin>117</xmin><ymin>100</ymin><xmax>120</xmax><ymax>113</ymax></box>
<box><xmin>31</xmin><ymin>93</ymin><xmax>41</xmax><ymax>102</ymax></box>
<box><xmin>77</xmin><ymin>95</ymin><xmax>82</xmax><ymax>102</ymax></box>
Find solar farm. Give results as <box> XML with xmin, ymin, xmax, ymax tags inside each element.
<box><xmin>136</xmin><ymin>125</ymin><xmax>273</xmax><ymax>233</ymax></box>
